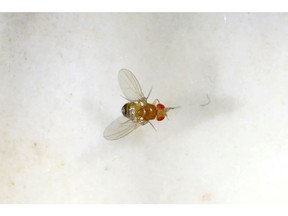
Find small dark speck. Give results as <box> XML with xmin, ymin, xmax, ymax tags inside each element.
<box><xmin>10</xmin><ymin>180</ymin><xmax>15</xmax><ymax>187</ymax></box>
<box><xmin>34</xmin><ymin>142</ymin><xmax>38</xmax><ymax>147</ymax></box>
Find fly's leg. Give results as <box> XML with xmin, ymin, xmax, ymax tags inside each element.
<box><xmin>152</xmin><ymin>99</ymin><xmax>161</xmax><ymax>105</ymax></box>
<box><xmin>139</xmin><ymin>119</ymin><xmax>148</xmax><ymax>125</ymax></box>
<box><xmin>148</xmin><ymin>121</ymin><xmax>157</xmax><ymax>131</ymax></box>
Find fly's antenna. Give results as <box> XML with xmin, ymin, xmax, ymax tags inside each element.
<box><xmin>165</xmin><ymin>106</ymin><xmax>181</xmax><ymax>112</ymax></box>
<box><xmin>164</xmin><ymin>106</ymin><xmax>180</xmax><ymax>120</ymax></box>
<box><xmin>148</xmin><ymin>121</ymin><xmax>157</xmax><ymax>131</ymax></box>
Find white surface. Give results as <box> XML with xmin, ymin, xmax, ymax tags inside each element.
<box><xmin>1</xmin><ymin>13</ymin><xmax>288</xmax><ymax>203</ymax></box>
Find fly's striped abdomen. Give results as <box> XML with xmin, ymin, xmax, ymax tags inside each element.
<box><xmin>121</xmin><ymin>101</ymin><xmax>144</xmax><ymax>122</ymax></box>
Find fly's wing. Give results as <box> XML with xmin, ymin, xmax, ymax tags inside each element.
<box><xmin>103</xmin><ymin>116</ymin><xmax>141</xmax><ymax>140</ymax></box>
<box><xmin>118</xmin><ymin>69</ymin><xmax>146</xmax><ymax>101</ymax></box>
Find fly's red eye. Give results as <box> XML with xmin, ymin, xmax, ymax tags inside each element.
<box><xmin>157</xmin><ymin>116</ymin><xmax>165</xmax><ymax>121</ymax></box>
<box><xmin>157</xmin><ymin>104</ymin><xmax>165</xmax><ymax>110</ymax></box>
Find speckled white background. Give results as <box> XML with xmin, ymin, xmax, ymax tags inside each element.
<box><xmin>1</xmin><ymin>13</ymin><xmax>288</xmax><ymax>203</ymax></box>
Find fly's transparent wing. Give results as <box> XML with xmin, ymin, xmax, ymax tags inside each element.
<box><xmin>104</xmin><ymin>116</ymin><xmax>141</xmax><ymax>140</ymax></box>
<box><xmin>118</xmin><ymin>69</ymin><xmax>145</xmax><ymax>101</ymax></box>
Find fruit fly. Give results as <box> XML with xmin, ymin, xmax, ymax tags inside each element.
<box><xmin>103</xmin><ymin>69</ymin><xmax>176</xmax><ymax>140</ymax></box>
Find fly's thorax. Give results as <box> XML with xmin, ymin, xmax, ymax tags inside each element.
<box><xmin>142</xmin><ymin>103</ymin><xmax>157</xmax><ymax>121</ymax></box>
